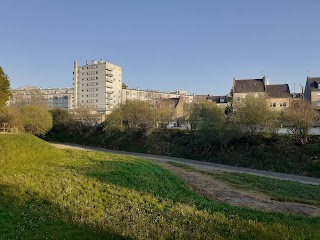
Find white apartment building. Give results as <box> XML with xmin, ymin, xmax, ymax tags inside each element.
<box><xmin>8</xmin><ymin>86</ymin><xmax>74</xmax><ymax>110</ymax></box>
<box><xmin>73</xmin><ymin>59</ymin><xmax>122</xmax><ymax>114</ymax></box>
<box><xmin>9</xmin><ymin>59</ymin><xmax>194</xmax><ymax>116</ymax></box>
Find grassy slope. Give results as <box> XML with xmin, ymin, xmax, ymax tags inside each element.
<box><xmin>0</xmin><ymin>134</ymin><xmax>319</xmax><ymax>239</ymax></box>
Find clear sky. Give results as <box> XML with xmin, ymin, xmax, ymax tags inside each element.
<box><xmin>1</xmin><ymin>0</ymin><xmax>319</xmax><ymax>95</ymax></box>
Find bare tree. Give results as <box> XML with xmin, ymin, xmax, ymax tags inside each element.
<box><xmin>19</xmin><ymin>105</ymin><xmax>53</xmax><ymax>135</ymax></box>
<box><xmin>281</xmin><ymin>101</ymin><xmax>317</xmax><ymax>144</ymax></box>
<box><xmin>104</xmin><ymin>100</ymin><xmax>153</xmax><ymax>130</ymax></box>
<box><xmin>0</xmin><ymin>106</ymin><xmax>23</xmax><ymax>130</ymax></box>
<box><xmin>232</xmin><ymin>94</ymin><xmax>278</xmax><ymax>137</ymax></box>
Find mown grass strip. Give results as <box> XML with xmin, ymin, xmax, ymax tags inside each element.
<box><xmin>210</xmin><ymin>172</ymin><xmax>320</xmax><ymax>206</ymax></box>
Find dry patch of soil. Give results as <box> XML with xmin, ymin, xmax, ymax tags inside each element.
<box><xmin>156</xmin><ymin>161</ymin><xmax>320</xmax><ymax>217</ymax></box>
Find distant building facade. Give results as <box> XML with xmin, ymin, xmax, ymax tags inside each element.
<box><xmin>73</xmin><ymin>59</ymin><xmax>122</xmax><ymax>114</ymax></box>
<box><xmin>8</xmin><ymin>86</ymin><xmax>74</xmax><ymax>110</ymax></box>
<box><xmin>304</xmin><ymin>77</ymin><xmax>320</xmax><ymax>109</ymax></box>
<box><xmin>265</xmin><ymin>84</ymin><xmax>292</xmax><ymax>111</ymax></box>
<box><xmin>194</xmin><ymin>94</ymin><xmax>230</xmax><ymax>108</ymax></box>
<box><xmin>232</xmin><ymin>77</ymin><xmax>266</xmax><ymax>102</ymax></box>
<box><xmin>121</xmin><ymin>88</ymin><xmax>193</xmax><ymax>103</ymax></box>
<box><xmin>232</xmin><ymin>77</ymin><xmax>292</xmax><ymax>111</ymax></box>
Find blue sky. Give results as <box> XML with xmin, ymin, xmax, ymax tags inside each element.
<box><xmin>1</xmin><ymin>0</ymin><xmax>319</xmax><ymax>95</ymax></box>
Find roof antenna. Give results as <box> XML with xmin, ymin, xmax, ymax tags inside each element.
<box><xmin>306</xmin><ymin>70</ymin><xmax>311</xmax><ymax>77</ymax></box>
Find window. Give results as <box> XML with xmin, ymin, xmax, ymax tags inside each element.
<box><xmin>236</xmin><ymin>97</ymin><xmax>240</xmax><ymax>102</ymax></box>
<box><xmin>280</xmin><ymin>102</ymin><xmax>287</xmax><ymax>107</ymax></box>
<box><xmin>317</xmin><ymin>93</ymin><xmax>320</xmax><ymax>98</ymax></box>
<box><xmin>270</xmin><ymin>102</ymin><xmax>276</xmax><ymax>107</ymax></box>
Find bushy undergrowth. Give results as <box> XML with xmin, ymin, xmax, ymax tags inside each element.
<box><xmin>45</xmin><ymin>127</ymin><xmax>320</xmax><ymax>177</ymax></box>
<box><xmin>1</xmin><ymin>134</ymin><xmax>320</xmax><ymax>239</ymax></box>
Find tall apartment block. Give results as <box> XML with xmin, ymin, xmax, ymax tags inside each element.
<box><xmin>73</xmin><ymin>59</ymin><xmax>122</xmax><ymax>114</ymax></box>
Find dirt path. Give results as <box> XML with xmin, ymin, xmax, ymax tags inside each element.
<box><xmin>156</xmin><ymin>161</ymin><xmax>320</xmax><ymax>217</ymax></box>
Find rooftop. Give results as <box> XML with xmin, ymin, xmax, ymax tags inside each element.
<box><xmin>265</xmin><ymin>84</ymin><xmax>291</xmax><ymax>98</ymax></box>
<box><xmin>233</xmin><ymin>78</ymin><xmax>265</xmax><ymax>93</ymax></box>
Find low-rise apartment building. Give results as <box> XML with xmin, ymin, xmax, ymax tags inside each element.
<box><xmin>8</xmin><ymin>86</ymin><xmax>74</xmax><ymax>110</ymax></box>
<box><xmin>121</xmin><ymin>88</ymin><xmax>193</xmax><ymax>103</ymax></box>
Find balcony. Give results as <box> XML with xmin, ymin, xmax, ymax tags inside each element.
<box><xmin>106</xmin><ymin>85</ymin><xmax>113</xmax><ymax>89</ymax></box>
<box><xmin>106</xmin><ymin>78</ymin><xmax>113</xmax><ymax>83</ymax></box>
<box><xmin>106</xmin><ymin>73</ymin><xmax>113</xmax><ymax>77</ymax></box>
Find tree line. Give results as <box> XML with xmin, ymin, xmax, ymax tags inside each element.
<box><xmin>1</xmin><ymin>66</ymin><xmax>318</xmax><ymax>145</ymax></box>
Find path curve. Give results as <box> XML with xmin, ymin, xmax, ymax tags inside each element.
<box><xmin>50</xmin><ymin>142</ymin><xmax>320</xmax><ymax>186</ymax></box>
<box><xmin>156</xmin><ymin>161</ymin><xmax>320</xmax><ymax>216</ymax></box>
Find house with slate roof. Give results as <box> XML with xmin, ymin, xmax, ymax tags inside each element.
<box><xmin>266</xmin><ymin>84</ymin><xmax>292</xmax><ymax>111</ymax></box>
<box><xmin>232</xmin><ymin>77</ymin><xmax>266</xmax><ymax>103</ymax></box>
<box><xmin>304</xmin><ymin>77</ymin><xmax>320</xmax><ymax>109</ymax></box>
<box><xmin>232</xmin><ymin>77</ymin><xmax>293</xmax><ymax>111</ymax></box>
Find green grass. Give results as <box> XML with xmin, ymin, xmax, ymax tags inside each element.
<box><xmin>210</xmin><ymin>172</ymin><xmax>320</xmax><ymax>206</ymax></box>
<box><xmin>166</xmin><ymin>161</ymin><xmax>320</xmax><ymax>206</ymax></box>
<box><xmin>0</xmin><ymin>134</ymin><xmax>320</xmax><ymax>239</ymax></box>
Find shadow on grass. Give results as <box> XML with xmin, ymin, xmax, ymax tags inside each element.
<box><xmin>0</xmin><ymin>184</ymin><xmax>130</xmax><ymax>240</ymax></box>
<box><xmin>83</xmin><ymin>158</ymin><xmax>320</xmax><ymax>226</ymax></box>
